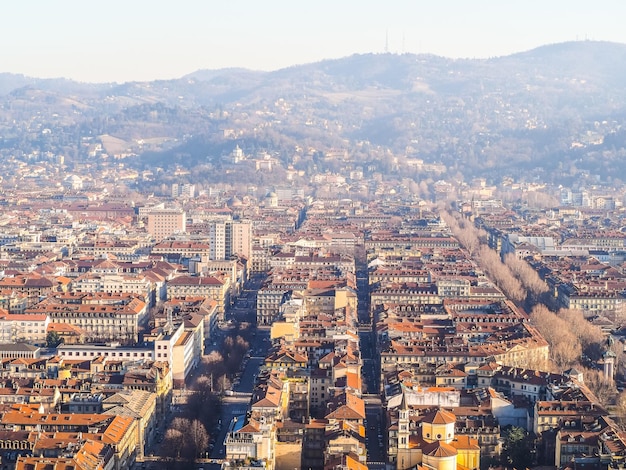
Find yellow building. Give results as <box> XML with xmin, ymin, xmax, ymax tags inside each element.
<box><xmin>395</xmin><ymin>393</ymin><xmax>480</xmax><ymax>470</ymax></box>
<box><xmin>270</xmin><ymin>321</ymin><xmax>299</xmax><ymax>342</ymax></box>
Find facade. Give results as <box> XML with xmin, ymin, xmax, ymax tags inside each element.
<box><xmin>26</xmin><ymin>297</ymin><xmax>149</xmax><ymax>343</ymax></box>
<box><xmin>0</xmin><ymin>313</ymin><xmax>50</xmax><ymax>345</ymax></box>
<box><xmin>147</xmin><ymin>209</ymin><xmax>186</xmax><ymax>241</ymax></box>
<box><xmin>208</xmin><ymin>220</ymin><xmax>253</xmax><ymax>261</ymax></box>
<box><xmin>228</xmin><ymin>221</ymin><xmax>253</xmax><ymax>260</ymax></box>
<box><xmin>166</xmin><ymin>275</ymin><xmax>230</xmax><ymax>316</ymax></box>
<box><xmin>151</xmin><ymin>241</ymin><xmax>211</xmax><ymax>260</ymax></box>
<box><xmin>72</xmin><ymin>274</ymin><xmax>153</xmax><ymax>300</ymax></box>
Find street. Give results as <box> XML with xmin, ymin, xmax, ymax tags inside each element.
<box><xmin>366</xmin><ymin>400</ymin><xmax>386</xmax><ymax>463</ymax></box>
<box><xmin>210</xmin><ymin>402</ymin><xmax>249</xmax><ymax>460</ymax></box>
<box><xmin>209</xmin><ymin>319</ymin><xmax>270</xmax><ymax>460</ymax></box>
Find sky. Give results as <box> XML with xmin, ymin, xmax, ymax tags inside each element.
<box><xmin>3</xmin><ymin>0</ymin><xmax>626</xmax><ymax>84</ymax></box>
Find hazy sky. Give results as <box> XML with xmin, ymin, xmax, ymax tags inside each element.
<box><xmin>3</xmin><ymin>0</ymin><xmax>626</xmax><ymax>83</ymax></box>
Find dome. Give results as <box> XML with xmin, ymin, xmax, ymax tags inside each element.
<box><xmin>229</xmin><ymin>196</ymin><xmax>243</xmax><ymax>207</ymax></box>
<box><xmin>422</xmin><ymin>409</ymin><xmax>456</xmax><ymax>425</ymax></box>
<box><xmin>423</xmin><ymin>441</ymin><xmax>457</xmax><ymax>458</ymax></box>
<box><xmin>421</xmin><ymin>408</ymin><xmax>456</xmax><ymax>444</ymax></box>
<box><xmin>422</xmin><ymin>441</ymin><xmax>458</xmax><ymax>470</ymax></box>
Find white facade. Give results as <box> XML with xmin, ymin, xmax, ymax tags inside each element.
<box><xmin>0</xmin><ymin>314</ymin><xmax>50</xmax><ymax>344</ymax></box>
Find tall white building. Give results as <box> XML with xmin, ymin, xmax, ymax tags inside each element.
<box><xmin>207</xmin><ymin>221</ymin><xmax>252</xmax><ymax>260</ymax></box>
<box><xmin>171</xmin><ymin>183</ymin><xmax>195</xmax><ymax>199</ymax></box>
<box><xmin>228</xmin><ymin>221</ymin><xmax>252</xmax><ymax>260</ymax></box>
<box><xmin>209</xmin><ymin>222</ymin><xmax>227</xmax><ymax>260</ymax></box>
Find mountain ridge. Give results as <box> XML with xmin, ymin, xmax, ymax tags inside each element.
<box><xmin>2</xmin><ymin>40</ymin><xmax>626</xmax><ymax>184</ymax></box>
<box><xmin>2</xmin><ymin>40</ymin><xmax>624</xmax><ymax>90</ymax></box>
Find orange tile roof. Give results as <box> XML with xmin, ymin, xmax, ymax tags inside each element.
<box><xmin>423</xmin><ymin>408</ymin><xmax>456</xmax><ymax>425</ymax></box>
<box><xmin>101</xmin><ymin>415</ymin><xmax>134</xmax><ymax>445</ymax></box>
<box><xmin>423</xmin><ymin>440</ymin><xmax>457</xmax><ymax>457</ymax></box>
<box><xmin>1</xmin><ymin>410</ymin><xmax>110</xmax><ymax>427</ymax></box>
<box><xmin>451</xmin><ymin>435</ymin><xmax>480</xmax><ymax>451</ymax></box>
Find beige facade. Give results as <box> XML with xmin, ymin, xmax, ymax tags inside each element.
<box><xmin>0</xmin><ymin>313</ymin><xmax>50</xmax><ymax>344</ymax></box>
<box><xmin>166</xmin><ymin>275</ymin><xmax>230</xmax><ymax>316</ymax></box>
<box><xmin>147</xmin><ymin>209</ymin><xmax>186</xmax><ymax>241</ymax></box>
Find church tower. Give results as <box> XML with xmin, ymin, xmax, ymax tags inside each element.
<box><xmin>398</xmin><ymin>388</ymin><xmax>410</xmax><ymax>450</ymax></box>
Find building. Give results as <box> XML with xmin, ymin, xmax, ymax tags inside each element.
<box><xmin>166</xmin><ymin>275</ymin><xmax>230</xmax><ymax>317</ymax></box>
<box><xmin>392</xmin><ymin>397</ymin><xmax>480</xmax><ymax>470</ymax></box>
<box><xmin>26</xmin><ymin>296</ymin><xmax>149</xmax><ymax>344</ymax></box>
<box><xmin>0</xmin><ymin>313</ymin><xmax>50</xmax><ymax>345</ymax></box>
<box><xmin>171</xmin><ymin>183</ymin><xmax>195</xmax><ymax>199</ymax></box>
<box><xmin>147</xmin><ymin>209</ymin><xmax>186</xmax><ymax>242</ymax></box>
<box><xmin>208</xmin><ymin>221</ymin><xmax>252</xmax><ymax>261</ymax></box>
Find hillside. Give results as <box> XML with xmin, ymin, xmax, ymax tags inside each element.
<box><xmin>1</xmin><ymin>41</ymin><xmax>626</xmax><ymax>184</ymax></box>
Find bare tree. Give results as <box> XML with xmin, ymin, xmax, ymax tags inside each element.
<box><xmin>170</xmin><ymin>417</ymin><xmax>189</xmax><ymax>432</ymax></box>
<box><xmin>166</xmin><ymin>417</ymin><xmax>209</xmax><ymax>460</ymax></box>
<box><xmin>478</xmin><ymin>245</ymin><xmax>525</xmax><ymax>303</ymax></box>
<box><xmin>188</xmin><ymin>419</ymin><xmax>209</xmax><ymax>458</ymax></box>
<box><xmin>559</xmin><ymin>308</ymin><xmax>604</xmax><ymax>359</ymax></box>
<box><xmin>614</xmin><ymin>391</ymin><xmax>626</xmax><ymax>430</ymax></box>
<box><xmin>584</xmin><ymin>368</ymin><xmax>615</xmax><ymax>406</ymax></box>
<box><xmin>441</xmin><ymin>210</ymin><xmax>526</xmax><ymax>304</ymax></box>
<box><xmin>616</xmin><ymin>390</ymin><xmax>626</xmax><ymax>415</ymax></box>
<box><xmin>456</xmin><ymin>222</ymin><xmax>480</xmax><ymax>257</ymax></box>
<box><xmin>162</xmin><ymin>428</ymin><xmax>184</xmax><ymax>459</ymax></box>
<box><xmin>531</xmin><ymin>305</ymin><xmax>581</xmax><ymax>370</ymax></box>
<box><xmin>504</xmin><ymin>253</ymin><xmax>548</xmax><ymax>299</ymax></box>
<box><xmin>551</xmin><ymin>339</ymin><xmax>583</xmax><ymax>370</ymax></box>
<box><xmin>187</xmin><ymin>376</ymin><xmax>222</xmax><ymax>429</ymax></box>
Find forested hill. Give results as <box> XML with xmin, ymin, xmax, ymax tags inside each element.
<box><xmin>2</xmin><ymin>41</ymin><xmax>626</xmax><ymax>183</ymax></box>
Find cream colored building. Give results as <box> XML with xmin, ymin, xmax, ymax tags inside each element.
<box><xmin>147</xmin><ymin>208</ymin><xmax>186</xmax><ymax>241</ymax></box>
<box><xmin>0</xmin><ymin>313</ymin><xmax>50</xmax><ymax>345</ymax></box>
<box><xmin>166</xmin><ymin>275</ymin><xmax>230</xmax><ymax>316</ymax></box>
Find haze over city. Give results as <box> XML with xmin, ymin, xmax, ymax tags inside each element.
<box><xmin>2</xmin><ymin>2</ymin><xmax>626</xmax><ymax>470</ymax></box>
<box><xmin>3</xmin><ymin>0</ymin><xmax>626</xmax><ymax>83</ymax></box>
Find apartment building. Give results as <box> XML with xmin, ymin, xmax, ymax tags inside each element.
<box><xmin>0</xmin><ymin>312</ymin><xmax>49</xmax><ymax>345</ymax></box>
<box><xmin>147</xmin><ymin>208</ymin><xmax>186</xmax><ymax>241</ymax></box>
<box><xmin>26</xmin><ymin>296</ymin><xmax>148</xmax><ymax>343</ymax></box>
<box><xmin>166</xmin><ymin>274</ymin><xmax>230</xmax><ymax>316</ymax></box>
<box><xmin>203</xmin><ymin>220</ymin><xmax>253</xmax><ymax>261</ymax></box>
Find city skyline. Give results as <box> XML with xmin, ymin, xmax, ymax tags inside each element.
<box><xmin>3</xmin><ymin>0</ymin><xmax>626</xmax><ymax>83</ymax></box>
